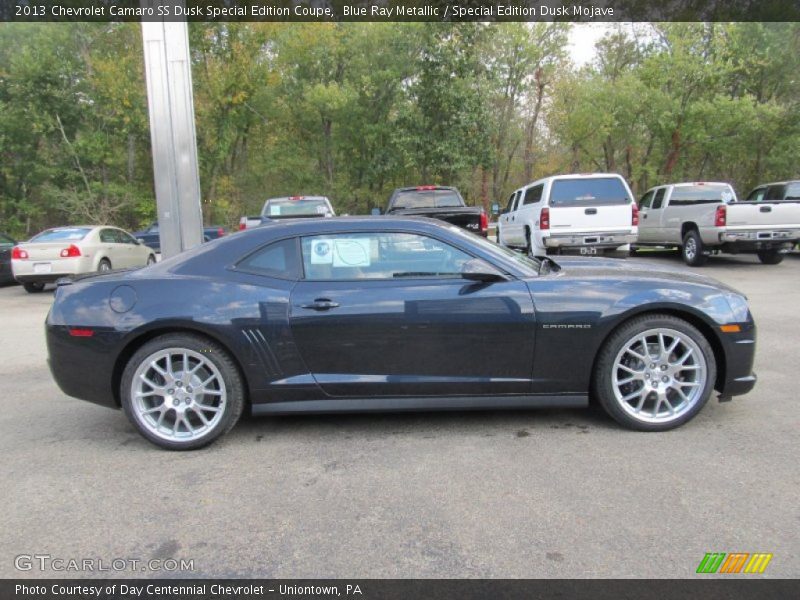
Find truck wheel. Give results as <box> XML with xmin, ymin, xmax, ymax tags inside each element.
<box><xmin>757</xmin><ymin>249</ymin><xmax>784</xmax><ymax>265</ymax></box>
<box><xmin>524</xmin><ymin>228</ymin><xmax>532</xmax><ymax>255</ymax></box>
<box><xmin>681</xmin><ymin>230</ymin><xmax>708</xmax><ymax>266</ymax></box>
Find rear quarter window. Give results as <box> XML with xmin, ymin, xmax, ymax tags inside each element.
<box><xmin>236</xmin><ymin>238</ymin><xmax>300</xmax><ymax>280</ymax></box>
<box><xmin>549</xmin><ymin>178</ymin><xmax>631</xmax><ymax>207</ymax></box>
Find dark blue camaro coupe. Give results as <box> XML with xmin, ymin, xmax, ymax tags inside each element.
<box><xmin>46</xmin><ymin>217</ymin><xmax>756</xmax><ymax>449</ymax></box>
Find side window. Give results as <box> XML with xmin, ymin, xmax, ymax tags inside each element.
<box><xmin>114</xmin><ymin>230</ymin><xmax>135</xmax><ymax>244</ymax></box>
<box><xmin>301</xmin><ymin>232</ymin><xmax>474</xmax><ymax>281</ymax></box>
<box><xmin>99</xmin><ymin>229</ymin><xmax>117</xmax><ymax>243</ymax></box>
<box><xmin>237</xmin><ymin>238</ymin><xmax>300</xmax><ymax>280</ymax></box>
<box><xmin>639</xmin><ymin>191</ymin><xmax>654</xmax><ymax>209</ymax></box>
<box><xmin>523</xmin><ymin>185</ymin><xmax>543</xmax><ymax>206</ymax></box>
<box><xmin>765</xmin><ymin>185</ymin><xmax>785</xmax><ymax>201</ymax></box>
<box><xmin>511</xmin><ymin>191</ymin><xmax>522</xmax><ymax>212</ymax></box>
<box><xmin>746</xmin><ymin>187</ymin><xmax>766</xmax><ymax>202</ymax></box>
<box><xmin>652</xmin><ymin>188</ymin><xmax>666</xmax><ymax>209</ymax></box>
<box><xmin>505</xmin><ymin>192</ymin><xmax>516</xmax><ymax>212</ymax></box>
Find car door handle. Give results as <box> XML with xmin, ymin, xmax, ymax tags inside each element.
<box><xmin>760</xmin><ymin>206</ymin><xmax>772</xmax><ymax>212</ymax></box>
<box><xmin>300</xmin><ymin>299</ymin><xmax>340</xmax><ymax>311</ymax></box>
<box><xmin>642</xmin><ymin>214</ymin><xmax>648</xmax><ymax>219</ymax></box>
<box><xmin>585</xmin><ymin>208</ymin><xmax>597</xmax><ymax>215</ymax></box>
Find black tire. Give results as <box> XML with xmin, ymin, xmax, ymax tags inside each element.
<box><xmin>756</xmin><ymin>249</ymin><xmax>784</xmax><ymax>265</ymax></box>
<box><xmin>593</xmin><ymin>314</ymin><xmax>717</xmax><ymax>432</ymax></box>
<box><xmin>120</xmin><ymin>333</ymin><xmax>245</xmax><ymax>450</ymax></box>
<box><xmin>681</xmin><ymin>230</ymin><xmax>708</xmax><ymax>266</ymax></box>
<box><xmin>146</xmin><ymin>254</ymin><xmax>156</xmax><ymax>266</ymax></box>
<box><xmin>23</xmin><ymin>282</ymin><xmax>45</xmax><ymax>293</ymax></box>
<box><xmin>98</xmin><ymin>258</ymin><xmax>112</xmax><ymax>272</ymax></box>
<box><xmin>524</xmin><ymin>227</ymin><xmax>532</xmax><ymax>256</ymax></box>
<box><xmin>629</xmin><ymin>245</ymin><xmax>640</xmax><ymax>256</ymax></box>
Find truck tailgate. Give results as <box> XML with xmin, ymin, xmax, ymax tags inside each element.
<box><xmin>550</xmin><ymin>205</ymin><xmax>633</xmax><ymax>233</ymax></box>
<box><xmin>726</xmin><ymin>202</ymin><xmax>800</xmax><ymax>229</ymax></box>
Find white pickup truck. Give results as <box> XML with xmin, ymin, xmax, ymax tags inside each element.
<box><xmin>497</xmin><ymin>173</ymin><xmax>638</xmax><ymax>256</ymax></box>
<box><xmin>634</xmin><ymin>181</ymin><xmax>800</xmax><ymax>266</ymax></box>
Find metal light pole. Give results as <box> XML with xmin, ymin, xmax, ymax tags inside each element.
<box><xmin>141</xmin><ymin>0</ymin><xmax>204</xmax><ymax>258</ymax></box>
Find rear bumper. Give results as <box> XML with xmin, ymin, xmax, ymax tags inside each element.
<box><xmin>719</xmin><ymin>229</ymin><xmax>799</xmax><ymax>252</ymax></box>
<box><xmin>544</xmin><ymin>231</ymin><xmax>636</xmax><ymax>249</ymax></box>
<box><xmin>46</xmin><ymin>324</ymin><xmax>120</xmax><ymax>408</ymax></box>
<box><xmin>12</xmin><ymin>256</ymin><xmax>92</xmax><ymax>282</ymax></box>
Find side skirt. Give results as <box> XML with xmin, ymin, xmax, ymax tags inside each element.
<box><xmin>251</xmin><ymin>394</ymin><xmax>588</xmax><ymax>416</ymax></box>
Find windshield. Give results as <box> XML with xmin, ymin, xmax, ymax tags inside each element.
<box><xmin>550</xmin><ymin>178</ymin><xmax>632</xmax><ymax>207</ymax></box>
<box><xmin>263</xmin><ymin>199</ymin><xmax>331</xmax><ymax>217</ymax></box>
<box><xmin>30</xmin><ymin>228</ymin><xmax>92</xmax><ymax>243</ymax></box>
<box><xmin>671</xmin><ymin>184</ymin><xmax>735</xmax><ymax>204</ymax></box>
<box><xmin>447</xmin><ymin>225</ymin><xmax>541</xmax><ymax>276</ymax></box>
<box><xmin>392</xmin><ymin>189</ymin><xmax>463</xmax><ymax>209</ymax></box>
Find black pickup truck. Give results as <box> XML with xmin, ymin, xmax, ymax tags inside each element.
<box><xmin>384</xmin><ymin>186</ymin><xmax>488</xmax><ymax>237</ymax></box>
<box><xmin>133</xmin><ymin>223</ymin><xmax>227</xmax><ymax>253</ymax></box>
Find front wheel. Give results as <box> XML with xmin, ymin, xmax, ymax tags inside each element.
<box><xmin>146</xmin><ymin>254</ymin><xmax>156</xmax><ymax>266</ymax></box>
<box><xmin>23</xmin><ymin>282</ymin><xmax>45</xmax><ymax>293</ymax></box>
<box><xmin>757</xmin><ymin>249</ymin><xmax>784</xmax><ymax>265</ymax></box>
<box><xmin>681</xmin><ymin>230</ymin><xmax>708</xmax><ymax>266</ymax></box>
<box><xmin>593</xmin><ymin>314</ymin><xmax>716</xmax><ymax>431</ymax></box>
<box><xmin>120</xmin><ymin>333</ymin><xmax>245</xmax><ymax>450</ymax></box>
<box><xmin>98</xmin><ymin>258</ymin><xmax>112</xmax><ymax>272</ymax></box>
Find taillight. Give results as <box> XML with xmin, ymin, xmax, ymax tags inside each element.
<box><xmin>539</xmin><ymin>207</ymin><xmax>550</xmax><ymax>230</ymax></box>
<box><xmin>416</xmin><ymin>185</ymin><xmax>437</xmax><ymax>191</ymax></box>
<box><xmin>68</xmin><ymin>328</ymin><xmax>94</xmax><ymax>337</ymax></box>
<box><xmin>217</xmin><ymin>227</ymin><xmax>225</xmax><ymax>237</ymax></box>
<box><xmin>11</xmin><ymin>246</ymin><xmax>28</xmax><ymax>260</ymax></box>
<box><xmin>60</xmin><ymin>244</ymin><xmax>81</xmax><ymax>258</ymax></box>
<box><xmin>238</xmin><ymin>222</ymin><xmax>247</xmax><ymax>231</ymax></box>
<box><xmin>715</xmin><ymin>205</ymin><xmax>727</xmax><ymax>227</ymax></box>
<box><xmin>632</xmin><ymin>203</ymin><xmax>639</xmax><ymax>226</ymax></box>
<box><xmin>289</xmin><ymin>196</ymin><xmax>304</xmax><ymax>201</ymax></box>
<box><xmin>479</xmin><ymin>211</ymin><xmax>488</xmax><ymax>232</ymax></box>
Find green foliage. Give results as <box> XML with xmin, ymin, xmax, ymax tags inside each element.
<box><xmin>1</xmin><ymin>22</ymin><xmax>798</xmax><ymax>238</ymax></box>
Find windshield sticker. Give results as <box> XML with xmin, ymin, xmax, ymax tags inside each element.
<box><xmin>310</xmin><ymin>239</ymin><xmax>333</xmax><ymax>264</ymax></box>
<box><xmin>269</xmin><ymin>205</ymin><xmax>282</xmax><ymax>216</ymax></box>
<box><xmin>721</xmin><ymin>191</ymin><xmax>733</xmax><ymax>203</ymax></box>
<box><xmin>333</xmin><ymin>238</ymin><xmax>371</xmax><ymax>267</ymax></box>
<box><xmin>316</xmin><ymin>205</ymin><xmax>328</xmax><ymax>215</ymax></box>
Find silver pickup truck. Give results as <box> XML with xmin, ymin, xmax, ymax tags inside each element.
<box><xmin>633</xmin><ymin>181</ymin><xmax>800</xmax><ymax>266</ymax></box>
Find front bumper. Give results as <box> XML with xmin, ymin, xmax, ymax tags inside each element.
<box><xmin>544</xmin><ymin>231</ymin><xmax>637</xmax><ymax>249</ymax></box>
<box><xmin>717</xmin><ymin>323</ymin><xmax>757</xmax><ymax>399</ymax></box>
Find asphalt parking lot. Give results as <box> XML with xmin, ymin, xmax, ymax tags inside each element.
<box><xmin>1</xmin><ymin>252</ymin><xmax>798</xmax><ymax>579</ymax></box>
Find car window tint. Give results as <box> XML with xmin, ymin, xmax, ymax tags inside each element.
<box><xmin>746</xmin><ymin>187</ymin><xmax>766</xmax><ymax>202</ymax></box>
<box><xmin>391</xmin><ymin>190</ymin><xmax>462</xmax><ymax>209</ymax></box>
<box><xmin>523</xmin><ymin>185</ymin><xmax>543</xmax><ymax>206</ymax></box>
<box><xmin>117</xmin><ymin>230</ymin><xmax>137</xmax><ymax>244</ymax></box>
<box><xmin>301</xmin><ymin>232</ymin><xmax>473</xmax><ymax>280</ymax></box>
<box><xmin>100</xmin><ymin>229</ymin><xmax>117</xmax><ymax>243</ymax></box>
<box><xmin>505</xmin><ymin>192</ymin><xmax>516</xmax><ymax>212</ymax></box>
<box><xmin>765</xmin><ymin>185</ymin><xmax>785</xmax><ymax>201</ymax></box>
<box><xmin>237</xmin><ymin>238</ymin><xmax>300</xmax><ymax>279</ymax></box>
<box><xmin>549</xmin><ymin>177</ymin><xmax>632</xmax><ymax>207</ymax></box>
<box><xmin>639</xmin><ymin>191</ymin><xmax>654</xmax><ymax>209</ymax></box>
<box><xmin>652</xmin><ymin>188</ymin><xmax>666</xmax><ymax>209</ymax></box>
<box><xmin>669</xmin><ymin>184</ymin><xmax>734</xmax><ymax>205</ymax></box>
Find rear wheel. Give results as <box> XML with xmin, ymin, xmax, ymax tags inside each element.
<box><xmin>146</xmin><ymin>254</ymin><xmax>156</xmax><ymax>266</ymax></box>
<box><xmin>524</xmin><ymin>228</ymin><xmax>532</xmax><ymax>256</ymax></box>
<box><xmin>121</xmin><ymin>333</ymin><xmax>245</xmax><ymax>450</ymax></box>
<box><xmin>757</xmin><ymin>249</ymin><xmax>784</xmax><ymax>265</ymax></box>
<box><xmin>681</xmin><ymin>230</ymin><xmax>707</xmax><ymax>266</ymax></box>
<box><xmin>98</xmin><ymin>258</ymin><xmax>112</xmax><ymax>272</ymax></box>
<box><xmin>23</xmin><ymin>282</ymin><xmax>45</xmax><ymax>293</ymax></box>
<box><xmin>593</xmin><ymin>314</ymin><xmax>716</xmax><ymax>431</ymax></box>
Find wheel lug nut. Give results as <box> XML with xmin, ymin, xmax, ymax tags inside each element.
<box><xmin>176</xmin><ymin>381</ymin><xmax>183</xmax><ymax>387</ymax></box>
<box><xmin>662</xmin><ymin>376</ymin><xmax>669</xmax><ymax>383</ymax></box>
<box><xmin>186</xmin><ymin>387</ymin><xmax>193</xmax><ymax>393</ymax></box>
<box><xmin>167</xmin><ymin>388</ymin><xmax>174</xmax><ymax>395</ymax></box>
<box><xmin>649</xmin><ymin>363</ymin><xmax>656</xmax><ymax>369</ymax></box>
<box><xmin>644</xmin><ymin>373</ymin><xmax>650</xmax><ymax>379</ymax></box>
<box><xmin>661</xmin><ymin>365</ymin><xmax>668</xmax><ymax>371</ymax></box>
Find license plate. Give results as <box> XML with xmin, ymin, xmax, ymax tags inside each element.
<box><xmin>580</xmin><ymin>247</ymin><xmax>598</xmax><ymax>255</ymax></box>
<box><xmin>33</xmin><ymin>263</ymin><xmax>52</xmax><ymax>274</ymax></box>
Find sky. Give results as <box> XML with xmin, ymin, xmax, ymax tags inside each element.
<box><xmin>567</xmin><ymin>23</ymin><xmax>613</xmax><ymax>67</ymax></box>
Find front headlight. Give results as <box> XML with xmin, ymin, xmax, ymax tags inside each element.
<box><xmin>724</xmin><ymin>292</ymin><xmax>751</xmax><ymax>323</ymax></box>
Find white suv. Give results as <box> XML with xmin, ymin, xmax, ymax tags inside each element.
<box><xmin>497</xmin><ymin>173</ymin><xmax>638</xmax><ymax>256</ymax></box>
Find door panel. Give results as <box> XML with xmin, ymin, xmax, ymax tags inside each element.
<box><xmin>290</xmin><ymin>278</ymin><xmax>536</xmax><ymax>397</ymax></box>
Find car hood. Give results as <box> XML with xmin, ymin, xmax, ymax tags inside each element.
<box><xmin>546</xmin><ymin>256</ymin><xmax>743</xmax><ymax>295</ymax></box>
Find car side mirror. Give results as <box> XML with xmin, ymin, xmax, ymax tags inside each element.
<box><xmin>371</xmin><ymin>207</ymin><xmax>382</xmax><ymax>216</ymax></box>
<box><xmin>461</xmin><ymin>258</ymin><xmax>507</xmax><ymax>283</ymax></box>
<box><xmin>491</xmin><ymin>203</ymin><xmax>501</xmax><ymax>215</ymax></box>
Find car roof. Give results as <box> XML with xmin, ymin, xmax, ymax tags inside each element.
<box><xmin>394</xmin><ymin>185</ymin><xmax>458</xmax><ymax>191</ymax></box>
<box><xmin>264</xmin><ymin>196</ymin><xmax>329</xmax><ymax>202</ymax></box>
<box><xmin>241</xmin><ymin>215</ymin><xmax>449</xmax><ymax>236</ymax></box>
<box><xmin>755</xmin><ymin>181</ymin><xmax>800</xmax><ymax>186</ymax></box>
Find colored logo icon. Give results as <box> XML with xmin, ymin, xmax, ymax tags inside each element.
<box><xmin>696</xmin><ymin>552</ymin><xmax>773</xmax><ymax>574</ymax></box>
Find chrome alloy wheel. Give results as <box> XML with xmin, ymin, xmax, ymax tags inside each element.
<box><xmin>130</xmin><ymin>348</ymin><xmax>227</xmax><ymax>442</ymax></box>
<box><xmin>611</xmin><ymin>328</ymin><xmax>707</xmax><ymax>424</ymax></box>
<box><xmin>684</xmin><ymin>237</ymin><xmax>697</xmax><ymax>261</ymax></box>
